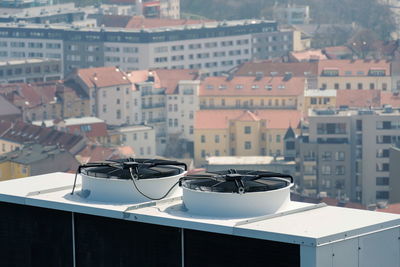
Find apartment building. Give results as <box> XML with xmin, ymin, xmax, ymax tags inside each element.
<box><xmin>0</xmin><ymin>58</ymin><xmax>62</xmax><ymax>84</ymax></box>
<box><xmin>317</xmin><ymin>60</ymin><xmax>392</xmax><ymax>91</ymax></box>
<box><xmin>298</xmin><ymin>107</ymin><xmax>400</xmax><ymax>206</ymax></box>
<box><xmin>199</xmin><ymin>75</ymin><xmax>306</xmax><ymax>111</ymax></box>
<box><xmin>194</xmin><ymin>109</ymin><xmax>302</xmax><ymax>166</ymax></box>
<box><xmin>0</xmin><ymin>20</ymin><xmax>298</xmax><ymax>76</ymax></box>
<box><xmin>273</xmin><ymin>4</ymin><xmax>310</xmax><ymax>25</ymax></box>
<box><xmin>112</xmin><ymin>124</ymin><xmax>156</xmax><ymax>157</ymax></box>
<box><xmin>0</xmin><ymin>81</ymin><xmax>89</xmax><ymax>122</ymax></box>
<box><xmin>67</xmin><ymin>66</ymin><xmax>140</xmax><ymax>126</ymax></box>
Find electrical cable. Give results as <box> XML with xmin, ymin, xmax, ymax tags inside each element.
<box><xmin>129</xmin><ymin>167</ymin><xmax>180</xmax><ymax>201</ymax></box>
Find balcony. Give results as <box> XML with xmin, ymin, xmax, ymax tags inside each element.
<box><xmin>303</xmin><ymin>156</ymin><xmax>316</xmax><ymax>162</ymax></box>
<box><xmin>141</xmin><ymin>89</ymin><xmax>165</xmax><ymax>96</ymax></box>
<box><xmin>147</xmin><ymin>117</ymin><xmax>166</xmax><ymax>123</ymax></box>
<box><xmin>142</xmin><ymin>103</ymin><xmax>165</xmax><ymax>109</ymax></box>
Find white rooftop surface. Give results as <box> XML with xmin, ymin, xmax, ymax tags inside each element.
<box><xmin>304</xmin><ymin>89</ymin><xmax>336</xmax><ymax>97</ymax></box>
<box><xmin>32</xmin><ymin>117</ymin><xmax>104</xmax><ymax>127</ymax></box>
<box><xmin>0</xmin><ymin>172</ymin><xmax>399</xmax><ymax>247</ymax></box>
<box><xmin>117</xmin><ymin>125</ymin><xmax>154</xmax><ymax>132</ymax></box>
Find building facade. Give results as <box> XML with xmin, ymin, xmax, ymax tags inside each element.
<box><xmin>297</xmin><ymin>107</ymin><xmax>400</xmax><ymax>205</ymax></box>
<box><xmin>0</xmin><ymin>20</ymin><xmax>298</xmax><ymax>76</ymax></box>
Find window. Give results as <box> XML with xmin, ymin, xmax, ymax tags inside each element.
<box><xmin>214</xmin><ymin>135</ymin><xmax>220</xmax><ymax>143</ymax></box>
<box><xmin>321</xmin><ymin>165</ymin><xmax>331</xmax><ymax>175</ymax></box>
<box><xmin>376</xmin><ymin>163</ymin><xmax>389</xmax><ymax>172</ymax></box>
<box><xmin>357</xmin><ymin>83</ymin><xmax>363</xmax><ymax>90</ymax></box>
<box><xmin>335</xmin><ymin>166</ymin><xmax>345</xmax><ymax>175</ymax></box>
<box><xmin>335</xmin><ymin>151</ymin><xmax>345</xmax><ymax>161</ymax></box>
<box><xmin>201</xmin><ymin>150</ymin><xmax>206</xmax><ymax>158</ymax></box>
<box><xmin>376</xmin><ymin>191</ymin><xmax>389</xmax><ymax>199</ymax></box>
<box><xmin>334</xmin><ymin>83</ymin><xmax>339</xmax><ymax>90</ymax></box>
<box><xmin>116</xmin><ymin>109</ymin><xmax>121</xmax><ymax>119</ymax></box>
<box><xmin>201</xmin><ymin>135</ymin><xmax>206</xmax><ymax>143</ymax></box>
<box><xmin>346</xmin><ymin>83</ymin><xmax>351</xmax><ymax>90</ymax></box>
<box><xmin>322</xmin><ymin>151</ymin><xmax>332</xmax><ymax>161</ymax></box>
<box><xmin>244</xmin><ymin>126</ymin><xmax>251</xmax><ymax>134</ymax></box>
<box><xmin>144</xmin><ymin>133</ymin><xmax>148</xmax><ymax>140</ymax></box>
<box><xmin>382</xmin><ymin>83</ymin><xmax>388</xmax><ymax>91</ymax></box>
<box><xmin>376</xmin><ymin>177</ymin><xmax>389</xmax><ymax>186</ymax></box>
<box><xmin>244</xmin><ymin>141</ymin><xmax>252</xmax><ymax>150</ymax></box>
<box><xmin>370</xmin><ymin>83</ymin><xmax>375</xmax><ymax>90</ymax></box>
<box><xmin>310</xmin><ymin>98</ymin><xmax>317</xmax><ymax>105</ymax></box>
<box><xmin>276</xmin><ymin>135</ymin><xmax>281</xmax><ymax>143</ymax></box>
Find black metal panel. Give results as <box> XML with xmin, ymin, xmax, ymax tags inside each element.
<box><xmin>0</xmin><ymin>201</ymin><xmax>73</xmax><ymax>267</ymax></box>
<box><xmin>74</xmin><ymin>213</ymin><xmax>181</xmax><ymax>267</ymax></box>
<box><xmin>184</xmin><ymin>229</ymin><xmax>300</xmax><ymax>267</ymax></box>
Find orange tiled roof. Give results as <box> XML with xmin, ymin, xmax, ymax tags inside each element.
<box><xmin>381</xmin><ymin>92</ymin><xmax>400</xmax><ymax>108</ymax></box>
<box><xmin>235</xmin><ymin>61</ymin><xmax>318</xmax><ymax>77</ymax></box>
<box><xmin>76</xmin><ymin>66</ymin><xmax>131</xmax><ymax>88</ymax></box>
<box><xmin>336</xmin><ymin>90</ymin><xmax>382</xmax><ymax>108</ymax></box>
<box><xmin>377</xmin><ymin>203</ymin><xmax>400</xmax><ymax>214</ymax></box>
<box><xmin>200</xmin><ymin>76</ymin><xmax>305</xmax><ymax>96</ymax></box>
<box><xmin>195</xmin><ymin>109</ymin><xmax>302</xmax><ymax>130</ymax></box>
<box><xmin>318</xmin><ymin>59</ymin><xmax>390</xmax><ymax>76</ymax></box>
<box><xmin>128</xmin><ymin>69</ymin><xmax>200</xmax><ymax>94</ymax></box>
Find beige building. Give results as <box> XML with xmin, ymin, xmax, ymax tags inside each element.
<box><xmin>303</xmin><ymin>89</ymin><xmax>336</xmax><ymax>113</ymax></box>
<box><xmin>194</xmin><ymin>109</ymin><xmax>301</xmax><ymax>166</ymax></box>
<box><xmin>113</xmin><ymin>124</ymin><xmax>156</xmax><ymax>158</ymax></box>
<box><xmin>317</xmin><ymin>60</ymin><xmax>392</xmax><ymax>91</ymax></box>
<box><xmin>199</xmin><ymin>75</ymin><xmax>306</xmax><ymax>111</ymax></box>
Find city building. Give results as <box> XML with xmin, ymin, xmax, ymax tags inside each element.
<box><xmin>317</xmin><ymin>59</ymin><xmax>392</xmax><ymax>91</ymax></box>
<box><xmin>232</xmin><ymin>61</ymin><xmax>318</xmax><ymax>89</ymax></box>
<box><xmin>0</xmin><ymin>143</ymin><xmax>79</xmax><ymax>181</ymax></box>
<box><xmin>0</xmin><ymin>3</ymin><xmax>86</xmax><ymax>24</ymax></box>
<box><xmin>194</xmin><ymin>109</ymin><xmax>302</xmax><ymax>166</ymax></box>
<box><xmin>273</xmin><ymin>4</ymin><xmax>310</xmax><ymax>25</ymax></box>
<box><xmin>0</xmin><ymin>19</ymin><xmax>298</xmax><ymax>76</ymax></box>
<box><xmin>67</xmin><ymin>66</ymin><xmax>140</xmax><ymax>126</ymax></box>
<box><xmin>199</xmin><ymin>75</ymin><xmax>306</xmax><ymax>111</ymax></box>
<box><xmin>205</xmin><ymin>155</ymin><xmax>295</xmax><ymax>174</ymax></box>
<box><xmin>0</xmin><ymin>120</ymin><xmax>86</xmax><ymax>156</ymax></box>
<box><xmin>104</xmin><ymin>0</ymin><xmax>179</xmax><ymax>19</ymax></box>
<box><xmin>303</xmin><ymin>89</ymin><xmax>336</xmax><ymax>113</ymax></box>
<box><xmin>0</xmin><ymin>81</ymin><xmax>89</xmax><ymax>122</ymax></box>
<box><xmin>297</xmin><ymin>107</ymin><xmax>400</xmax><ymax>205</ymax></box>
<box><xmin>389</xmin><ymin>144</ymin><xmax>400</xmax><ymax>203</ymax></box>
<box><xmin>0</xmin><ymin>0</ymin><xmax>50</xmax><ymax>8</ymax></box>
<box><xmin>111</xmin><ymin>124</ymin><xmax>156</xmax><ymax>157</ymax></box>
<box><xmin>0</xmin><ymin>59</ymin><xmax>62</xmax><ymax>84</ymax></box>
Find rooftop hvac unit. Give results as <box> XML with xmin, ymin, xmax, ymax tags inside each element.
<box><xmin>71</xmin><ymin>158</ymin><xmax>187</xmax><ymax>203</ymax></box>
<box><xmin>179</xmin><ymin>169</ymin><xmax>293</xmax><ymax>217</ymax></box>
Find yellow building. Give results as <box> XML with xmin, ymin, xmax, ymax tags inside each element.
<box><xmin>303</xmin><ymin>89</ymin><xmax>337</xmax><ymax>113</ymax></box>
<box><xmin>194</xmin><ymin>109</ymin><xmax>302</xmax><ymax>166</ymax></box>
<box><xmin>199</xmin><ymin>76</ymin><xmax>306</xmax><ymax>111</ymax></box>
<box><xmin>317</xmin><ymin>59</ymin><xmax>392</xmax><ymax>91</ymax></box>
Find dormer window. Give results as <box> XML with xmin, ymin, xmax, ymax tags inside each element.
<box><xmin>252</xmin><ymin>85</ymin><xmax>259</xmax><ymax>89</ymax></box>
<box><xmin>322</xmin><ymin>69</ymin><xmax>339</xmax><ymax>76</ymax></box>
<box><xmin>265</xmin><ymin>85</ymin><xmax>272</xmax><ymax>90</ymax></box>
<box><xmin>369</xmin><ymin>69</ymin><xmax>385</xmax><ymax>76</ymax></box>
<box><xmin>206</xmin><ymin>84</ymin><xmax>214</xmax><ymax>89</ymax></box>
<box><xmin>236</xmin><ymin>84</ymin><xmax>243</xmax><ymax>89</ymax></box>
<box><xmin>219</xmin><ymin>84</ymin><xmax>227</xmax><ymax>90</ymax></box>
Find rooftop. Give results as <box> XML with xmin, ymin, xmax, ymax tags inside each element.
<box><xmin>0</xmin><ymin>172</ymin><xmax>398</xmax><ymax>247</ymax></box>
<box><xmin>32</xmin><ymin>117</ymin><xmax>105</xmax><ymax>127</ymax></box>
<box><xmin>75</xmin><ymin>66</ymin><xmax>132</xmax><ymax>88</ymax></box>
<box><xmin>0</xmin><ymin>58</ymin><xmax>60</xmax><ymax>67</ymax></box>
<box><xmin>0</xmin><ymin>143</ymin><xmax>66</xmax><ymax>165</ymax></box>
<box><xmin>200</xmin><ymin>76</ymin><xmax>305</xmax><ymax>96</ymax></box>
<box><xmin>195</xmin><ymin>109</ymin><xmax>302</xmax><ymax>130</ymax></box>
<box><xmin>318</xmin><ymin>59</ymin><xmax>391</xmax><ymax>76</ymax></box>
<box><xmin>304</xmin><ymin>89</ymin><xmax>336</xmax><ymax>97</ymax></box>
<box><xmin>234</xmin><ymin>61</ymin><xmax>318</xmax><ymax>77</ymax></box>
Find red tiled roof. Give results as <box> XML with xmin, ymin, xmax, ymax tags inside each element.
<box><xmin>0</xmin><ymin>121</ymin><xmax>85</xmax><ymax>152</ymax></box>
<box><xmin>381</xmin><ymin>92</ymin><xmax>400</xmax><ymax>107</ymax></box>
<box><xmin>377</xmin><ymin>203</ymin><xmax>400</xmax><ymax>214</ymax></box>
<box><xmin>234</xmin><ymin>61</ymin><xmax>318</xmax><ymax>77</ymax></box>
<box><xmin>0</xmin><ymin>82</ymin><xmax>61</xmax><ymax>108</ymax></box>
<box><xmin>128</xmin><ymin>69</ymin><xmax>200</xmax><ymax>94</ymax></box>
<box><xmin>200</xmin><ymin>76</ymin><xmax>305</xmax><ymax>96</ymax></box>
<box><xmin>323</xmin><ymin>46</ymin><xmax>353</xmax><ymax>59</ymax></box>
<box><xmin>154</xmin><ymin>69</ymin><xmax>200</xmax><ymax>94</ymax></box>
<box><xmin>318</xmin><ymin>59</ymin><xmax>390</xmax><ymax>76</ymax></box>
<box><xmin>76</xmin><ymin>66</ymin><xmax>132</xmax><ymax>88</ymax></box>
<box><xmin>336</xmin><ymin>90</ymin><xmax>382</xmax><ymax>108</ymax></box>
<box><xmin>195</xmin><ymin>110</ymin><xmax>302</xmax><ymax>130</ymax></box>
<box><xmin>77</xmin><ymin>145</ymin><xmax>134</xmax><ymax>163</ymax></box>
<box><xmin>66</xmin><ymin>122</ymin><xmax>108</xmax><ymax>138</ymax></box>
